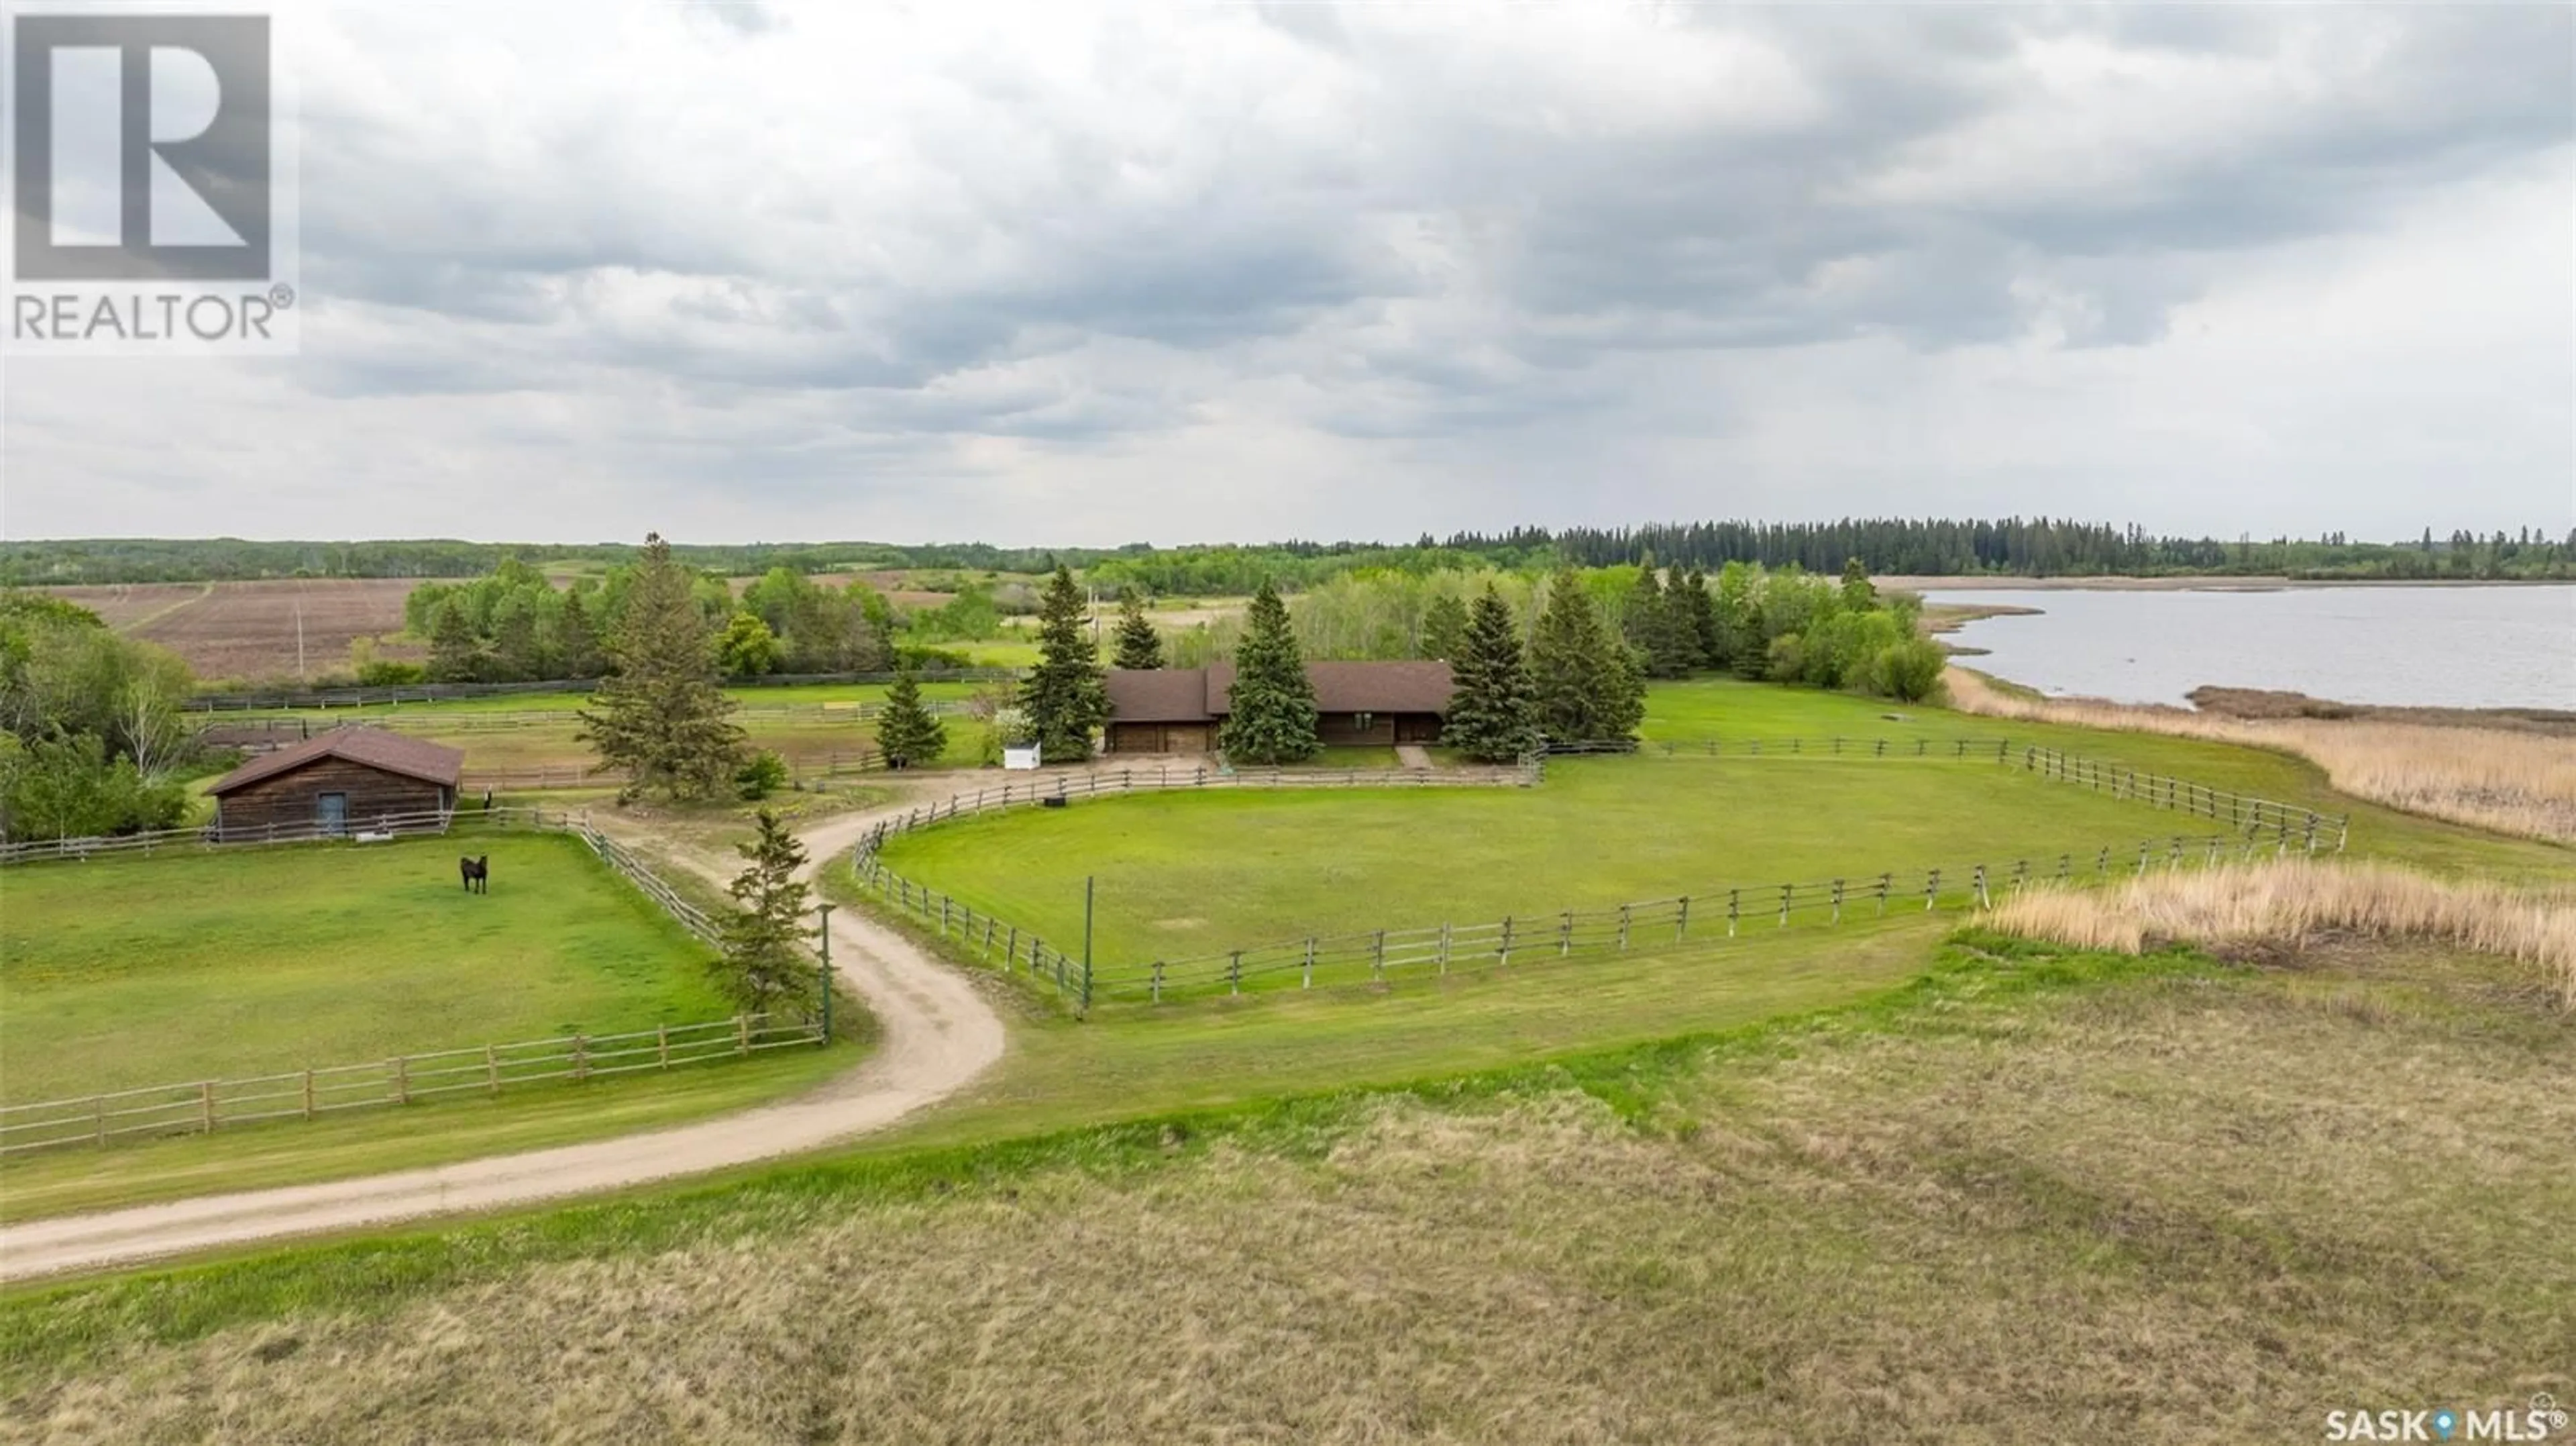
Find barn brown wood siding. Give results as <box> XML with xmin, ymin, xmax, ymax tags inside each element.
<box><xmin>1106</xmin><ymin>715</ymin><xmax>1438</xmax><ymax>753</ymax></box>
<box><xmin>214</xmin><ymin>758</ymin><xmax>455</xmax><ymax>838</ymax></box>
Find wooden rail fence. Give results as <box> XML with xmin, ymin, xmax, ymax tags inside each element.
<box><xmin>182</xmin><ymin>668</ymin><xmax>1018</xmax><ymax>712</ymax></box>
<box><xmin>0</xmin><ymin>1015</ymin><xmax>820</xmax><ymax>1157</ymax></box>
<box><xmin>849</xmin><ymin>738</ymin><xmax>2347</xmax><ymax>1011</ymax></box>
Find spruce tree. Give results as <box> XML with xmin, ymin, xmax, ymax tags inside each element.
<box><xmin>1679</xmin><ymin>567</ymin><xmax>1721</xmax><ymax>670</ymax></box>
<box><xmin>1441</xmin><ymin>586</ymin><xmax>1539</xmax><ymax>763</ymax></box>
<box><xmin>557</xmin><ymin>585</ymin><xmax>602</xmax><ymax>678</ymax></box>
<box><xmin>1529</xmin><ymin>569</ymin><xmax>1645</xmax><ymax>745</ymax></box>
<box><xmin>874</xmin><ymin>665</ymin><xmax>947</xmax><ymax>769</ymax></box>
<box><xmin>1419</xmin><ymin>592</ymin><xmax>1470</xmax><ymax>660</ymax></box>
<box><xmin>490</xmin><ymin>598</ymin><xmax>542</xmax><ymax>682</ymax></box>
<box><xmin>1110</xmin><ymin>587</ymin><xmax>1164</xmax><ymax>670</ymax></box>
<box><xmin>1840</xmin><ymin>556</ymin><xmax>1878</xmax><ymax>611</ymax></box>
<box><xmin>716</xmin><ymin>809</ymin><xmax>813</xmax><ymax>1015</ymax></box>
<box><xmin>1020</xmin><ymin>565</ymin><xmax>1107</xmax><ymax>764</ymax></box>
<box><xmin>578</xmin><ymin>533</ymin><xmax>747</xmax><ymax>801</ymax></box>
<box><xmin>426</xmin><ymin>599</ymin><xmax>484</xmax><ymax>683</ymax></box>
<box><xmin>1624</xmin><ymin>564</ymin><xmax>1665</xmax><ymax>657</ymax></box>
<box><xmin>1218</xmin><ymin>580</ymin><xmax>1320</xmax><ymax>764</ymax></box>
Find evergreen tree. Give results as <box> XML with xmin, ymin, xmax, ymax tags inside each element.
<box><xmin>716</xmin><ymin>809</ymin><xmax>814</xmax><ymax>1015</ymax></box>
<box><xmin>490</xmin><ymin>597</ymin><xmax>542</xmax><ymax>682</ymax></box>
<box><xmin>426</xmin><ymin>599</ymin><xmax>484</xmax><ymax>683</ymax></box>
<box><xmin>1419</xmin><ymin>592</ymin><xmax>1470</xmax><ymax>660</ymax></box>
<box><xmin>578</xmin><ymin>533</ymin><xmax>747</xmax><ymax>801</ymax></box>
<box><xmin>1623</xmin><ymin>564</ymin><xmax>1664</xmax><ymax>656</ymax></box>
<box><xmin>1680</xmin><ymin>567</ymin><xmax>1722</xmax><ymax>669</ymax></box>
<box><xmin>1442</xmin><ymin>586</ymin><xmax>1540</xmax><ymax>764</ymax></box>
<box><xmin>1020</xmin><ymin>564</ymin><xmax>1107</xmax><ymax>764</ymax></box>
<box><xmin>874</xmin><ymin>665</ymin><xmax>947</xmax><ymax>769</ymax></box>
<box><xmin>1110</xmin><ymin>587</ymin><xmax>1164</xmax><ymax>670</ymax></box>
<box><xmin>1529</xmin><ymin>570</ymin><xmax>1646</xmax><ymax>744</ymax></box>
<box><xmin>1627</xmin><ymin>566</ymin><xmax>1697</xmax><ymax>679</ymax></box>
<box><xmin>1840</xmin><ymin>557</ymin><xmax>1878</xmax><ymax>611</ymax></box>
<box><xmin>556</xmin><ymin>585</ymin><xmax>602</xmax><ymax>678</ymax></box>
<box><xmin>1218</xmin><ymin>580</ymin><xmax>1320</xmax><ymax>764</ymax></box>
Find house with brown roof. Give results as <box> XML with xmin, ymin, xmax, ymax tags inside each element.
<box><xmin>206</xmin><ymin>729</ymin><xmax>466</xmax><ymax>839</ymax></box>
<box><xmin>1102</xmin><ymin>661</ymin><xmax>1453</xmax><ymax>754</ymax></box>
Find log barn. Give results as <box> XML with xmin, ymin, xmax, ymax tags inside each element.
<box><xmin>206</xmin><ymin>729</ymin><xmax>466</xmax><ymax>840</ymax></box>
<box><xmin>1102</xmin><ymin>661</ymin><xmax>1453</xmax><ymax>754</ymax></box>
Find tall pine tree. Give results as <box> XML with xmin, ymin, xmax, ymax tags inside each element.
<box><xmin>1530</xmin><ymin>570</ymin><xmax>1646</xmax><ymax>745</ymax></box>
<box><xmin>1020</xmin><ymin>565</ymin><xmax>1107</xmax><ymax>764</ymax></box>
<box><xmin>578</xmin><ymin>533</ymin><xmax>747</xmax><ymax>801</ymax></box>
<box><xmin>874</xmin><ymin>664</ymin><xmax>947</xmax><ymax>769</ymax></box>
<box><xmin>1110</xmin><ymin>587</ymin><xmax>1164</xmax><ymax>670</ymax></box>
<box><xmin>426</xmin><ymin>599</ymin><xmax>484</xmax><ymax>683</ymax></box>
<box><xmin>556</xmin><ymin>585</ymin><xmax>602</xmax><ymax>678</ymax></box>
<box><xmin>1219</xmin><ymin>580</ymin><xmax>1320</xmax><ymax>764</ymax></box>
<box><xmin>716</xmin><ymin>809</ymin><xmax>813</xmax><ymax>1016</ymax></box>
<box><xmin>1442</xmin><ymin>586</ymin><xmax>1539</xmax><ymax>764</ymax></box>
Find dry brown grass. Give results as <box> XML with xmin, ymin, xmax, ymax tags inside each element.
<box><xmin>1988</xmin><ymin>857</ymin><xmax>2576</xmax><ymax>1010</ymax></box>
<box><xmin>1946</xmin><ymin>666</ymin><xmax>2576</xmax><ymax>843</ymax></box>
<box><xmin>9</xmin><ymin>943</ymin><xmax>2571</xmax><ymax>1444</ymax></box>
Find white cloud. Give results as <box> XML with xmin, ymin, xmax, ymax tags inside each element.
<box><xmin>3</xmin><ymin>1</ymin><xmax>2569</xmax><ymax>544</ymax></box>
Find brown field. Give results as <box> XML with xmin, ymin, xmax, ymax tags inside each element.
<box><xmin>1947</xmin><ymin>666</ymin><xmax>2576</xmax><ymax>844</ymax></box>
<box><xmin>11</xmin><ymin>938</ymin><xmax>2569</xmax><ymax>1444</ymax></box>
<box><xmin>46</xmin><ymin>578</ymin><xmax>416</xmax><ymax>684</ymax></box>
<box><xmin>1989</xmin><ymin>858</ymin><xmax>2576</xmax><ymax>1010</ymax></box>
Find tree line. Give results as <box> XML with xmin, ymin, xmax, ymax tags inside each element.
<box><xmin>13</xmin><ymin>516</ymin><xmax>2569</xmax><ymax>588</ymax></box>
<box><xmin>0</xmin><ymin>593</ymin><xmax>199</xmax><ymax>840</ymax></box>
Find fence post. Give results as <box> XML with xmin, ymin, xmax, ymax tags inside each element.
<box><xmin>1229</xmin><ymin>950</ymin><xmax>1242</xmax><ymax>996</ymax></box>
<box><xmin>1558</xmin><ymin>911</ymin><xmax>1573</xmax><ymax>956</ymax></box>
<box><xmin>1676</xmin><ymin>896</ymin><xmax>1690</xmax><ymax>941</ymax></box>
<box><xmin>394</xmin><ymin>1055</ymin><xmax>411</xmax><ymax>1105</ymax></box>
<box><xmin>1303</xmin><ymin>937</ymin><xmax>1316</xmax><ymax>989</ymax></box>
<box><xmin>940</xmin><ymin>897</ymin><xmax>951</xmax><ymax>936</ymax></box>
<box><xmin>2137</xmin><ymin>842</ymin><xmax>2151</xmax><ymax>876</ymax></box>
<box><xmin>1831</xmin><ymin>880</ymin><xmax>1843</xmax><ymax>925</ymax></box>
<box><xmin>1727</xmin><ymin>888</ymin><xmax>1739</xmax><ymax>937</ymax></box>
<box><xmin>1973</xmin><ymin>866</ymin><xmax>1989</xmax><ymax>909</ymax></box>
<box><xmin>201</xmin><ymin>1081</ymin><xmax>217</xmax><ymax>1133</ymax></box>
<box><xmin>658</xmin><ymin>1024</ymin><xmax>671</xmax><ymax>1069</ymax></box>
<box><xmin>1151</xmin><ymin>960</ymin><xmax>1165</xmax><ymax>1004</ymax></box>
<box><xmin>1778</xmin><ymin>883</ymin><xmax>1792</xmax><ymax>927</ymax></box>
<box><xmin>2012</xmin><ymin>859</ymin><xmax>2027</xmax><ymax>892</ymax></box>
<box><xmin>94</xmin><ymin>1095</ymin><xmax>107</xmax><ymax>1146</ymax></box>
<box><xmin>303</xmin><ymin>1068</ymin><xmax>315</xmax><ymax>1120</ymax></box>
<box><xmin>1500</xmin><ymin>915</ymin><xmax>1515</xmax><ymax>968</ymax></box>
<box><xmin>1373</xmin><ymin>929</ymin><xmax>1386</xmax><ymax>982</ymax></box>
<box><xmin>737</xmin><ymin>1015</ymin><xmax>751</xmax><ymax>1055</ymax></box>
<box><xmin>1438</xmin><ymin>922</ymin><xmax>1451</xmax><ymax>975</ymax></box>
<box><xmin>1925</xmin><ymin>869</ymin><xmax>1941</xmax><ymax>910</ymax></box>
<box><xmin>1876</xmin><ymin>872</ymin><xmax>1891</xmax><ymax>914</ymax></box>
<box><xmin>1008</xmin><ymin>925</ymin><xmax>1019</xmax><ymax>970</ymax></box>
<box><xmin>486</xmin><ymin>1043</ymin><xmax>500</xmax><ymax>1096</ymax></box>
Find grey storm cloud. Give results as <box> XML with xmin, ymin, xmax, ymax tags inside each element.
<box><xmin>4</xmin><ymin>1</ymin><xmax>2570</xmax><ymax>544</ymax></box>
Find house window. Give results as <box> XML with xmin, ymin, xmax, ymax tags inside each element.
<box><xmin>315</xmin><ymin>792</ymin><xmax>348</xmax><ymax>835</ymax></box>
<box><xmin>1352</xmin><ymin>711</ymin><xmax>1375</xmax><ymax>733</ymax></box>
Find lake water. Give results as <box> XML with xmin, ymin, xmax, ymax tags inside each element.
<box><xmin>1926</xmin><ymin>584</ymin><xmax>2576</xmax><ymax>711</ymax></box>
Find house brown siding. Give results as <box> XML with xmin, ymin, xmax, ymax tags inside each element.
<box><xmin>214</xmin><ymin>756</ymin><xmax>455</xmax><ymax>839</ymax></box>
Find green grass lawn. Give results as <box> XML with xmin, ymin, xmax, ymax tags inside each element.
<box><xmin>0</xmin><ymin>833</ymin><xmax>730</xmax><ymax>1104</ymax></box>
<box><xmin>875</xmin><ymin>753</ymin><xmax>2230</xmax><ymax>968</ymax></box>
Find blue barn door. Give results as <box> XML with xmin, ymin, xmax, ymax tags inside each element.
<box><xmin>315</xmin><ymin>792</ymin><xmax>348</xmax><ymax>835</ymax></box>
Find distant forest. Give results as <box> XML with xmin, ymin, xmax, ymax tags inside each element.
<box><xmin>5</xmin><ymin>518</ymin><xmax>2570</xmax><ymax>587</ymax></box>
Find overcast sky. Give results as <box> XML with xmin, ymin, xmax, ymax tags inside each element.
<box><xmin>4</xmin><ymin>1</ymin><xmax>2571</xmax><ymax>547</ymax></box>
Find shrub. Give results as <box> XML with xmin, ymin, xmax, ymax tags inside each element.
<box><xmin>734</xmin><ymin>750</ymin><xmax>790</xmax><ymax>800</ymax></box>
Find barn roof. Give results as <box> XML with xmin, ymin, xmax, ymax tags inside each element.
<box><xmin>207</xmin><ymin>728</ymin><xmax>467</xmax><ymax>795</ymax></box>
<box><xmin>1106</xmin><ymin>662</ymin><xmax>1454</xmax><ymax>722</ymax></box>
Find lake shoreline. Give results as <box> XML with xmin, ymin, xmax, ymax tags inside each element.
<box><xmin>1880</xmin><ymin>574</ymin><xmax>2567</xmax><ymax>592</ymax></box>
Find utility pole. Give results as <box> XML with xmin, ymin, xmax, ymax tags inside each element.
<box><xmin>295</xmin><ymin>602</ymin><xmax>307</xmax><ymax>682</ymax></box>
<box><xmin>815</xmin><ymin>902</ymin><xmax>836</xmax><ymax>1045</ymax></box>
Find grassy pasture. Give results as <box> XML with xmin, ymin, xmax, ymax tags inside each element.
<box><xmin>875</xmin><ymin>752</ymin><xmax>2272</xmax><ymax>967</ymax></box>
<box><xmin>0</xmin><ymin>834</ymin><xmax>729</xmax><ymax>1105</ymax></box>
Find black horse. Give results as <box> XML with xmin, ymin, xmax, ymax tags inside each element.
<box><xmin>460</xmin><ymin>855</ymin><xmax>489</xmax><ymax>894</ymax></box>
